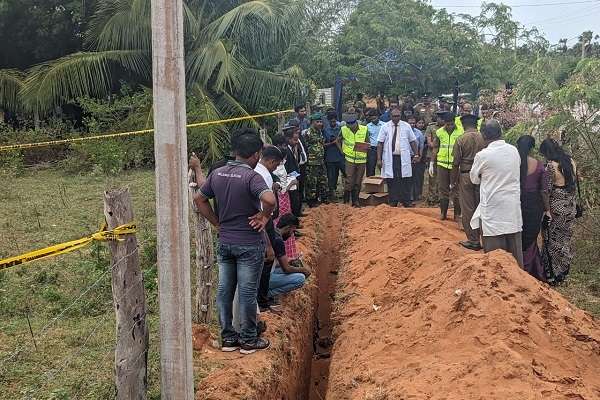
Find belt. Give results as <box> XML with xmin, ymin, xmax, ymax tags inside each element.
<box><xmin>460</xmin><ymin>170</ymin><xmax>471</xmax><ymax>174</ymax></box>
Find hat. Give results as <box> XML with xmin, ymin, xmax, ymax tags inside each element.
<box><xmin>460</xmin><ymin>114</ymin><xmax>478</xmax><ymax>126</ymax></box>
<box><xmin>342</xmin><ymin>113</ymin><xmax>359</xmax><ymax>124</ymax></box>
<box><xmin>309</xmin><ymin>112</ymin><xmax>323</xmax><ymax>121</ymax></box>
<box><xmin>441</xmin><ymin>112</ymin><xmax>455</xmax><ymax>123</ymax></box>
<box><xmin>285</xmin><ymin>119</ymin><xmax>300</xmax><ymax>128</ymax></box>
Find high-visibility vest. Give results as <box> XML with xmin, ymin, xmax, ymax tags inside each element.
<box><xmin>455</xmin><ymin>116</ymin><xmax>482</xmax><ymax>132</ymax></box>
<box><xmin>435</xmin><ymin>126</ymin><xmax>464</xmax><ymax>169</ymax></box>
<box><xmin>341</xmin><ymin>125</ymin><xmax>368</xmax><ymax>164</ymax></box>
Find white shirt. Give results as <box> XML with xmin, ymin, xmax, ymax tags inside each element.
<box><xmin>378</xmin><ymin>120</ymin><xmax>416</xmax><ymax>178</ymax></box>
<box><xmin>470</xmin><ymin>140</ymin><xmax>522</xmax><ymax>236</ymax></box>
<box><xmin>254</xmin><ymin>162</ymin><xmax>273</xmax><ymax>189</ymax></box>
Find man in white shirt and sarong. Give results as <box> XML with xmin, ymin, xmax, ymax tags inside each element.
<box><xmin>377</xmin><ymin>107</ymin><xmax>419</xmax><ymax>207</ymax></box>
<box><xmin>470</xmin><ymin>120</ymin><xmax>524</xmax><ymax>267</ymax></box>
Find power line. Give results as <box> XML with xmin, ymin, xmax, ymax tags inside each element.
<box><xmin>435</xmin><ymin>0</ymin><xmax>599</xmax><ymax>8</ymax></box>
<box><xmin>524</xmin><ymin>3</ymin><xmax>600</xmax><ymax>25</ymax></box>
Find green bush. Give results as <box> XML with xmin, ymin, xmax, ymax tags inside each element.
<box><xmin>0</xmin><ymin>149</ymin><xmax>24</xmax><ymax>176</ymax></box>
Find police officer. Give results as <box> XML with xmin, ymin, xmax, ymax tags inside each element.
<box><xmin>304</xmin><ymin>113</ymin><xmax>328</xmax><ymax>207</ymax></box>
<box><xmin>430</xmin><ymin>112</ymin><xmax>464</xmax><ymax>220</ymax></box>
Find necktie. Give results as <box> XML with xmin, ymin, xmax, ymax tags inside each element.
<box><xmin>391</xmin><ymin>124</ymin><xmax>398</xmax><ymax>153</ymax></box>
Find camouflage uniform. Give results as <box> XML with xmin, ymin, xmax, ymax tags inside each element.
<box><xmin>304</xmin><ymin>127</ymin><xmax>327</xmax><ymax>203</ymax></box>
<box><xmin>424</xmin><ymin>122</ymin><xmax>441</xmax><ymax>206</ymax></box>
<box><xmin>414</xmin><ymin>102</ymin><xmax>438</xmax><ymax>125</ymax></box>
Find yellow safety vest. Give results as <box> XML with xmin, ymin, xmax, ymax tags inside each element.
<box><xmin>341</xmin><ymin>125</ymin><xmax>368</xmax><ymax>164</ymax></box>
<box><xmin>455</xmin><ymin>116</ymin><xmax>482</xmax><ymax>132</ymax></box>
<box><xmin>436</xmin><ymin>126</ymin><xmax>464</xmax><ymax>170</ymax></box>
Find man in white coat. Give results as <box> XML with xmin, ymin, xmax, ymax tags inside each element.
<box><xmin>470</xmin><ymin>119</ymin><xmax>524</xmax><ymax>267</ymax></box>
<box><xmin>377</xmin><ymin>107</ymin><xmax>420</xmax><ymax>207</ymax></box>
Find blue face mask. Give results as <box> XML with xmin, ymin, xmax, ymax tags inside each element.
<box><xmin>347</xmin><ymin>120</ymin><xmax>357</xmax><ymax>125</ymax></box>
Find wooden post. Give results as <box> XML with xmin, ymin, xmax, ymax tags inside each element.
<box><xmin>151</xmin><ymin>0</ymin><xmax>194</xmax><ymax>398</ymax></box>
<box><xmin>188</xmin><ymin>168</ymin><xmax>214</xmax><ymax>324</ymax></box>
<box><xmin>104</xmin><ymin>188</ymin><xmax>148</xmax><ymax>400</ymax></box>
<box><xmin>277</xmin><ymin>112</ymin><xmax>285</xmax><ymax>133</ymax></box>
<box><xmin>259</xmin><ymin>128</ymin><xmax>268</xmax><ymax>143</ymax></box>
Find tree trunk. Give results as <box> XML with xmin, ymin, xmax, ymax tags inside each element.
<box><xmin>104</xmin><ymin>188</ymin><xmax>148</xmax><ymax>400</ymax></box>
<box><xmin>188</xmin><ymin>168</ymin><xmax>214</xmax><ymax>324</ymax></box>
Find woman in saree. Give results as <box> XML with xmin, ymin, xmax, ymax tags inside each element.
<box><xmin>516</xmin><ymin>135</ymin><xmax>549</xmax><ymax>281</ymax></box>
<box><xmin>539</xmin><ymin>138</ymin><xmax>578</xmax><ymax>285</ymax></box>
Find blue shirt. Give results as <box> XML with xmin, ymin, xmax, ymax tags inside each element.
<box><xmin>367</xmin><ymin>121</ymin><xmax>386</xmax><ymax>147</ymax></box>
<box><xmin>322</xmin><ymin>121</ymin><xmax>344</xmax><ymax>163</ymax></box>
<box><xmin>412</xmin><ymin>128</ymin><xmax>425</xmax><ymax>156</ymax></box>
<box><xmin>290</xmin><ymin>116</ymin><xmax>309</xmax><ymax>132</ymax></box>
<box><xmin>380</xmin><ymin>110</ymin><xmax>391</xmax><ymax>123</ymax></box>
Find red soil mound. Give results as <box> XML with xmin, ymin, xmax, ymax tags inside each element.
<box><xmin>327</xmin><ymin>205</ymin><xmax>600</xmax><ymax>400</ymax></box>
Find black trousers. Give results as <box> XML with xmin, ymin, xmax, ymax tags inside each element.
<box><xmin>386</xmin><ymin>155</ymin><xmax>413</xmax><ymax>206</ymax></box>
<box><xmin>257</xmin><ymin>260</ymin><xmax>273</xmax><ymax>308</ymax></box>
<box><xmin>299</xmin><ymin>164</ymin><xmax>307</xmax><ymax>201</ymax></box>
<box><xmin>326</xmin><ymin>160</ymin><xmax>346</xmax><ymax>192</ymax></box>
<box><xmin>366</xmin><ymin>146</ymin><xmax>378</xmax><ymax>177</ymax></box>
<box><xmin>412</xmin><ymin>161</ymin><xmax>426</xmax><ymax>200</ymax></box>
<box><xmin>289</xmin><ymin>189</ymin><xmax>302</xmax><ymax>217</ymax></box>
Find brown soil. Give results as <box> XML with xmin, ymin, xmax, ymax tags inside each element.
<box><xmin>308</xmin><ymin>206</ymin><xmax>343</xmax><ymax>400</ymax></box>
<box><xmin>327</xmin><ymin>205</ymin><xmax>600</xmax><ymax>400</ymax></box>
<box><xmin>194</xmin><ymin>204</ymin><xmax>600</xmax><ymax>400</ymax></box>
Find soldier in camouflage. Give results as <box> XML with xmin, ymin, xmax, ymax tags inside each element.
<box><xmin>414</xmin><ymin>93</ymin><xmax>438</xmax><ymax>125</ymax></box>
<box><xmin>304</xmin><ymin>113</ymin><xmax>328</xmax><ymax>207</ymax></box>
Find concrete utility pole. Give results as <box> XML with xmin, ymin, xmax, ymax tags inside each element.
<box><xmin>150</xmin><ymin>0</ymin><xmax>194</xmax><ymax>399</ymax></box>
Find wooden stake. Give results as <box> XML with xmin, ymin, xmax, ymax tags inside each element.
<box><xmin>104</xmin><ymin>188</ymin><xmax>148</xmax><ymax>400</ymax></box>
<box><xmin>188</xmin><ymin>167</ymin><xmax>214</xmax><ymax>325</ymax></box>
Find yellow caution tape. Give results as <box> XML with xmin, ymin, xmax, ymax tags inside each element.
<box><xmin>0</xmin><ymin>109</ymin><xmax>293</xmax><ymax>152</ymax></box>
<box><xmin>0</xmin><ymin>223</ymin><xmax>137</xmax><ymax>271</ymax></box>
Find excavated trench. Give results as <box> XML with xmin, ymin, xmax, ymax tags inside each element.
<box><xmin>304</xmin><ymin>207</ymin><xmax>342</xmax><ymax>400</ymax></box>
<box><xmin>197</xmin><ymin>204</ymin><xmax>600</xmax><ymax>400</ymax></box>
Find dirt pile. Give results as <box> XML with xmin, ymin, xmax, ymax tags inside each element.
<box><xmin>327</xmin><ymin>206</ymin><xmax>600</xmax><ymax>400</ymax></box>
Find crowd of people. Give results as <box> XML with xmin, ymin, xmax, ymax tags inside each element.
<box><xmin>190</xmin><ymin>94</ymin><xmax>581</xmax><ymax>355</ymax></box>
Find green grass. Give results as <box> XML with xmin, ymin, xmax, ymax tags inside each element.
<box><xmin>557</xmin><ymin>217</ymin><xmax>600</xmax><ymax>316</ymax></box>
<box><xmin>0</xmin><ymin>167</ymin><xmax>162</xmax><ymax>400</ymax></box>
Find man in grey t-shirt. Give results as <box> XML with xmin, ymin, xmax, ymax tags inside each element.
<box><xmin>193</xmin><ymin>130</ymin><xmax>276</xmax><ymax>354</ymax></box>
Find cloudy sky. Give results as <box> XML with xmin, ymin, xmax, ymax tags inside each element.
<box><xmin>429</xmin><ymin>0</ymin><xmax>600</xmax><ymax>44</ymax></box>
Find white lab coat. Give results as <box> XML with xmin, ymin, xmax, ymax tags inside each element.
<box><xmin>377</xmin><ymin>120</ymin><xmax>416</xmax><ymax>179</ymax></box>
<box><xmin>470</xmin><ymin>140</ymin><xmax>522</xmax><ymax>236</ymax></box>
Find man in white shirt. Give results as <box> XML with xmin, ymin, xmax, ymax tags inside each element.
<box><xmin>377</xmin><ymin>107</ymin><xmax>419</xmax><ymax>207</ymax></box>
<box><xmin>470</xmin><ymin>120</ymin><xmax>524</xmax><ymax>267</ymax></box>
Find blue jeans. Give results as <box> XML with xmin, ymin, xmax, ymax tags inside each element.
<box><xmin>268</xmin><ymin>267</ymin><xmax>305</xmax><ymax>297</ymax></box>
<box><xmin>217</xmin><ymin>242</ymin><xmax>265</xmax><ymax>343</ymax></box>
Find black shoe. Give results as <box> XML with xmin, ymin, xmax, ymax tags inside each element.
<box><xmin>240</xmin><ymin>337</ymin><xmax>271</xmax><ymax>354</ymax></box>
<box><xmin>258</xmin><ymin>304</ymin><xmax>271</xmax><ymax>313</ymax></box>
<box><xmin>403</xmin><ymin>203</ymin><xmax>415</xmax><ymax>208</ymax></box>
<box><xmin>221</xmin><ymin>338</ymin><xmax>240</xmax><ymax>352</ymax></box>
<box><xmin>459</xmin><ymin>241</ymin><xmax>482</xmax><ymax>251</ymax></box>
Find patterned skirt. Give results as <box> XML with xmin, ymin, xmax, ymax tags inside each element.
<box><xmin>541</xmin><ymin>187</ymin><xmax>576</xmax><ymax>284</ymax></box>
<box><xmin>275</xmin><ymin>191</ymin><xmax>299</xmax><ymax>260</ymax></box>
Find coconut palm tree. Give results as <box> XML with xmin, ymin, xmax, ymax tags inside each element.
<box><xmin>0</xmin><ymin>69</ymin><xmax>24</xmax><ymax>113</ymax></box>
<box><xmin>1</xmin><ymin>0</ymin><xmax>308</xmax><ymax>159</ymax></box>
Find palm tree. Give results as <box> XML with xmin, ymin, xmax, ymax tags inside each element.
<box><xmin>2</xmin><ymin>0</ymin><xmax>309</xmax><ymax>160</ymax></box>
<box><xmin>0</xmin><ymin>69</ymin><xmax>24</xmax><ymax>113</ymax></box>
